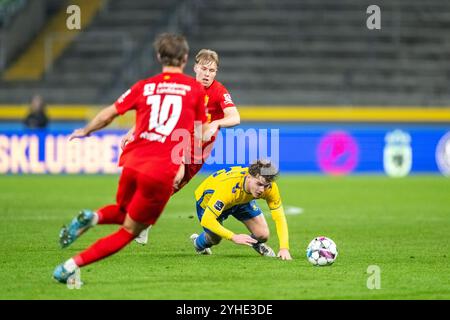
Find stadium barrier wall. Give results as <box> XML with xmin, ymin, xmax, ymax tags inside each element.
<box><xmin>1</xmin><ymin>105</ymin><xmax>450</xmax><ymax>123</ymax></box>
<box><xmin>1</xmin><ymin>123</ymin><xmax>449</xmax><ymax>176</ymax></box>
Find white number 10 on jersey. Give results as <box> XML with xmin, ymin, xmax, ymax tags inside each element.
<box><xmin>145</xmin><ymin>94</ymin><xmax>182</xmax><ymax>142</ymax></box>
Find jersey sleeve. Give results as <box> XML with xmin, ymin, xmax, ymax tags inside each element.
<box><xmin>200</xmin><ymin>208</ymin><xmax>235</xmax><ymax>240</ymax></box>
<box><xmin>265</xmin><ymin>182</ymin><xmax>282</xmax><ymax>210</ymax></box>
<box><xmin>204</xmin><ymin>185</ymin><xmax>231</xmax><ymax>218</ymax></box>
<box><xmin>264</xmin><ymin>182</ymin><xmax>290</xmax><ymax>249</ymax></box>
<box><xmin>195</xmin><ymin>85</ymin><xmax>208</xmax><ymax>124</ymax></box>
<box><xmin>114</xmin><ymin>81</ymin><xmax>143</xmax><ymax>115</ymax></box>
<box><xmin>217</xmin><ymin>85</ymin><xmax>235</xmax><ymax>110</ymax></box>
<box><xmin>200</xmin><ymin>184</ymin><xmax>235</xmax><ymax>240</ymax></box>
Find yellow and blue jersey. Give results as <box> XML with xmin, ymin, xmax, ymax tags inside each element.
<box><xmin>194</xmin><ymin>166</ymin><xmax>289</xmax><ymax>249</ymax></box>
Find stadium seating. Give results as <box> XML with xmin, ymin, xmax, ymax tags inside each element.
<box><xmin>187</xmin><ymin>0</ymin><xmax>450</xmax><ymax>105</ymax></box>
<box><xmin>0</xmin><ymin>0</ymin><xmax>178</xmax><ymax>103</ymax></box>
<box><xmin>1</xmin><ymin>0</ymin><xmax>449</xmax><ymax>106</ymax></box>
<box><xmin>0</xmin><ymin>0</ymin><xmax>27</xmax><ymax>27</ymax></box>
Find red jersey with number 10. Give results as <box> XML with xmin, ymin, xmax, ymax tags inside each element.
<box><xmin>115</xmin><ymin>72</ymin><xmax>207</xmax><ymax>178</ymax></box>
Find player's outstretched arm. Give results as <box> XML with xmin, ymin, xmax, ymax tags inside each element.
<box><xmin>203</xmin><ymin>107</ymin><xmax>240</xmax><ymax>141</ymax></box>
<box><xmin>201</xmin><ymin>209</ymin><xmax>257</xmax><ymax>246</ymax></box>
<box><xmin>270</xmin><ymin>207</ymin><xmax>292</xmax><ymax>260</ymax></box>
<box><xmin>216</xmin><ymin>107</ymin><xmax>240</xmax><ymax>128</ymax></box>
<box><xmin>231</xmin><ymin>234</ymin><xmax>258</xmax><ymax>246</ymax></box>
<box><xmin>265</xmin><ymin>183</ymin><xmax>292</xmax><ymax>260</ymax></box>
<box><xmin>69</xmin><ymin>104</ymin><xmax>119</xmax><ymax>141</ymax></box>
<box><xmin>202</xmin><ymin>121</ymin><xmax>218</xmax><ymax>142</ymax></box>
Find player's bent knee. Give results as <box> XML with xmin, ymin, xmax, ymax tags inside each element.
<box><xmin>123</xmin><ymin>215</ymin><xmax>149</xmax><ymax>236</ymax></box>
<box><xmin>253</xmin><ymin>230</ymin><xmax>270</xmax><ymax>243</ymax></box>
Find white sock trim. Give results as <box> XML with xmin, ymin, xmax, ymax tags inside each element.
<box><xmin>63</xmin><ymin>258</ymin><xmax>78</xmax><ymax>273</ymax></box>
<box><xmin>91</xmin><ymin>212</ymin><xmax>99</xmax><ymax>226</ymax></box>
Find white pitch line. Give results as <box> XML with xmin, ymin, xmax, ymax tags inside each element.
<box><xmin>285</xmin><ymin>206</ymin><xmax>304</xmax><ymax>215</ymax></box>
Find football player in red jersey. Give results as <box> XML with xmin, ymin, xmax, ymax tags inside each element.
<box><xmin>131</xmin><ymin>49</ymin><xmax>242</xmax><ymax>244</ymax></box>
<box><xmin>123</xmin><ymin>49</ymin><xmax>240</xmax><ymax>187</ymax></box>
<box><xmin>52</xmin><ymin>33</ymin><xmax>209</xmax><ymax>284</ymax></box>
<box><xmin>181</xmin><ymin>49</ymin><xmax>241</xmax><ymax>187</ymax></box>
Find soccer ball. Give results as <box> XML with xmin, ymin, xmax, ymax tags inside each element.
<box><xmin>306</xmin><ymin>236</ymin><xmax>338</xmax><ymax>266</ymax></box>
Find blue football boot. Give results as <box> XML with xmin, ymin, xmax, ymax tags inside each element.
<box><xmin>52</xmin><ymin>264</ymin><xmax>75</xmax><ymax>284</ymax></box>
<box><xmin>59</xmin><ymin>210</ymin><xmax>95</xmax><ymax>248</ymax></box>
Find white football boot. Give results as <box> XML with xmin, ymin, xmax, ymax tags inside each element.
<box><xmin>135</xmin><ymin>226</ymin><xmax>152</xmax><ymax>245</ymax></box>
<box><xmin>252</xmin><ymin>242</ymin><xmax>276</xmax><ymax>257</ymax></box>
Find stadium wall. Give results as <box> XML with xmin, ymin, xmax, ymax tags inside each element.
<box><xmin>0</xmin><ymin>106</ymin><xmax>449</xmax><ymax>176</ymax></box>
<box><xmin>2</xmin><ymin>105</ymin><xmax>450</xmax><ymax>123</ymax></box>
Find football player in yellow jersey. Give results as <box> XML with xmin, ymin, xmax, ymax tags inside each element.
<box><xmin>190</xmin><ymin>160</ymin><xmax>292</xmax><ymax>260</ymax></box>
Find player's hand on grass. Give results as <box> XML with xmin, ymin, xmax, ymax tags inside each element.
<box><xmin>277</xmin><ymin>248</ymin><xmax>292</xmax><ymax>260</ymax></box>
<box><xmin>231</xmin><ymin>234</ymin><xmax>258</xmax><ymax>246</ymax></box>
<box><xmin>68</xmin><ymin>128</ymin><xmax>89</xmax><ymax>141</ymax></box>
<box><xmin>203</xmin><ymin>121</ymin><xmax>220</xmax><ymax>142</ymax></box>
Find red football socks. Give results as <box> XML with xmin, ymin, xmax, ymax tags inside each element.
<box><xmin>97</xmin><ymin>205</ymin><xmax>126</xmax><ymax>225</ymax></box>
<box><xmin>74</xmin><ymin>227</ymin><xmax>135</xmax><ymax>267</ymax></box>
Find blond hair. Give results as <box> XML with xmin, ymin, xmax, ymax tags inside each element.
<box><xmin>195</xmin><ymin>49</ymin><xmax>219</xmax><ymax>67</ymax></box>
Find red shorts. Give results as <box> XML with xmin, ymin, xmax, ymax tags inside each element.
<box><xmin>179</xmin><ymin>162</ymin><xmax>203</xmax><ymax>187</ymax></box>
<box><xmin>116</xmin><ymin>167</ymin><xmax>173</xmax><ymax>225</ymax></box>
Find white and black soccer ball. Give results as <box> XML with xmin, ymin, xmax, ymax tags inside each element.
<box><xmin>306</xmin><ymin>236</ymin><xmax>338</xmax><ymax>266</ymax></box>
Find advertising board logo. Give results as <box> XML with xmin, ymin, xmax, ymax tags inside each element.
<box><xmin>317</xmin><ymin>131</ymin><xmax>359</xmax><ymax>175</ymax></box>
<box><xmin>383</xmin><ymin>130</ymin><xmax>412</xmax><ymax>177</ymax></box>
<box><xmin>436</xmin><ymin>132</ymin><xmax>450</xmax><ymax>176</ymax></box>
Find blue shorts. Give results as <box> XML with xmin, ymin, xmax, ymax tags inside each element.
<box><xmin>196</xmin><ymin>199</ymin><xmax>262</xmax><ymax>236</ymax></box>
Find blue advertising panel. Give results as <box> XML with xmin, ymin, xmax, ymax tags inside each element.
<box><xmin>1</xmin><ymin>123</ymin><xmax>449</xmax><ymax>175</ymax></box>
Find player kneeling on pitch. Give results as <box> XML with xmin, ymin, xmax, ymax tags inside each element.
<box><xmin>190</xmin><ymin>160</ymin><xmax>292</xmax><ymax>260</ymax></box>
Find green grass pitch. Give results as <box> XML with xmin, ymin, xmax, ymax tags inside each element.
<box><xmin>0</xmin><ymin>174</ymin><xmax>449</xmax><ymax>299</ymax></box>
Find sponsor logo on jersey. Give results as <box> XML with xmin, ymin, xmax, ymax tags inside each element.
<box><xmin>272</xmin><ymin>199</ymin><xmax>281</xmax><ymax>208</ymax></box>
<box><xmin>143</xmin><ymin>83</ymin><xmax>155</xmax><ymax>96</ymax></box>
<box><xmin>156</xmin><ymin>82</ymin><xmax>192</xmax><ymax>96</ymax></box>
<box><xmin>214</xmin><ymin>200</ymin><xmax>225</xmax><ymax>211</ymax></box>
<box><xmin>223</xmin><ymin>93</ymin><xmax>234</xmax><ymax>105</ymax></box>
